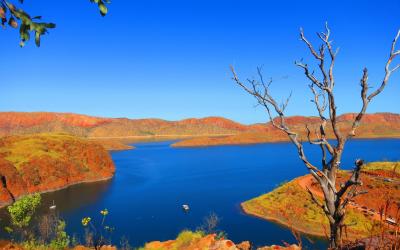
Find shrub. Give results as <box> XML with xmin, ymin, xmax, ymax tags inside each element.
<box><xmin>7</xmin><ymin>193</ymin><xmax>41</xmax><ymax>229</ymax></box>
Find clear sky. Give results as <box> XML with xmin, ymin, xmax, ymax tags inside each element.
<box><xmin>1</xmin><ymin>0</ymin><xmax>400</xmax><ymax>124</ymax></box>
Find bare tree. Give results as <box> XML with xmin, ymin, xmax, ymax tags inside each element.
<box><xmin>231</xmin><ymin>23</ymin><xmax>400</xmax><ymax>249</ymax></box>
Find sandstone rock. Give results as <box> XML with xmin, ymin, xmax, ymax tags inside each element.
<box><xmin>237</xmin><ymin>241</ymin><xmax>251</xmax><ymax>250</ymax></box>
<box><xmin>257</xmin><ymin>244</ymin><xmax>301</xmax><ymax>250</ymax></box>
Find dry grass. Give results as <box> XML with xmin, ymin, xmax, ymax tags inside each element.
<box><xmin>241</xmin><ymin>177</ymin><xmax>375</xmax><ymax>240</ymax></box>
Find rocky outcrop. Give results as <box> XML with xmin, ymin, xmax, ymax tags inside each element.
<box><xmin>141</xmin><ymin>234</ymin><xmax>299</xmax><ymax>250</ymax></box>
<box><xmin>0</xmin><ymin>134</ymin><xmax>115</xmax><ymax>207</ymax></box>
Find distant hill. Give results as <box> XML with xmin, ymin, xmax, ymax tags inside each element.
<box><xmin>0</xmin><ymin>112</ymin><xmax>248</xmax><ymax>137</ymax></box>
<box><xmin>0</xmin><ymin>112</ymin><xmax>400</xmax><ymax>148</ymax></box>
<box><xmin>172</xmin><ymin>113</ymin><xmax>400</xmax><ymax>147</ymax></box>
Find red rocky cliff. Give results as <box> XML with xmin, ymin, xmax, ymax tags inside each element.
<box><xmin>0</xmin><ymin>134</ymin><xmax>115</xmax><ymax>207</ymax></box>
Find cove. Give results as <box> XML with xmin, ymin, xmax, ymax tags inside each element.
<box><xmin>1</xmin><ymin>139</ymin><xmax>400</xmax><ymax>249</ymax></box>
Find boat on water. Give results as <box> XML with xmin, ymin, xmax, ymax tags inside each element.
<box><xmin>182</xmin><ymin>204</ymin><xmax>190</xmax><ymax>211</ymax></box>
<box><xmin>49</xmin><ymin>200</ymin><xmax>56</xmax><ymax>210</ymax></box>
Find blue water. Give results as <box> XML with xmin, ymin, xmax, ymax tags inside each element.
<box><xmin>2</xmin><ymin>139</ymin><xmax>400</xmax><ymax>249</ymax></box>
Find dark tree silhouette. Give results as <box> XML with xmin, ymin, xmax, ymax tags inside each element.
<box><xmin>231</xmin><ymin>23</ymin><xmax>400</xmax><ymax>248</ymax></box>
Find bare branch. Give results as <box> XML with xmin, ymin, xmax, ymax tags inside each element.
<box><xmin>298</xmin><ymin>25</ymin><xmax>344</xmax><ymax>150</ymax></box>
<box><xmin>337</xmin><ymin>159</ymin><xmax>364</xmax><ymax>199</ymax></box>
<box><xmin>348</xmin><ymin>29</ymin><xmax>400</xmax><ymax>138</ymax></box>
<box><xmin>231</xmin><ymin>65</ymin><xmax>338</xmax><ymax>191</ymax></box>
<box><xmin>233</xmin><ymin>26</ymin><xmax>399</xmax><ymax>249</ymax></box>
<box><xmin>300</xmin><ymin>28</ymin><xmax>323</xmax><ymax>60</ymax></box>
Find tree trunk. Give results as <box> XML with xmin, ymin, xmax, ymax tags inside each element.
<box><xmin>329</xmin><ymin>221</ymin><xmax>341</xmax><ymax>249</ymax></box>
<box><xmin>323</xmin><ymin>172</ymin><xmax>344</xmax><ymax>249</ymax></box>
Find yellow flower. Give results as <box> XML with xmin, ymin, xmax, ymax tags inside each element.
<box><xmin>81</xmin><ymin>217</ymin><xmax>91</xmax><ymax>227</ymax></box>
<box><xmin>100</xmin><ymin>209</ymin><xmax>109</xmax><ymax>216</ymax></box>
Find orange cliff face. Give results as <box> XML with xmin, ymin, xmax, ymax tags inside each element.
<box><xmin>173</xmin><ymin>113</ymin><xmax>400</xmax><ymax>147</ymax></box>
<box><xmin>0</xmin><ymin>134</ymin><xmax>115</xmax><ymax>207</ymax></box>
<box><xmin>0</xmin><ymin>112</ymin><xmax>112</xmax><ymax>129</ymax></box>
<box><xmin>0</xmin><ymin>112</ymin><xmax>248</xmax><ymax>137</ymax></box>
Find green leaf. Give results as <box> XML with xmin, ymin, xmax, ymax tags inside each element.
<box><xmin>7</xmin><ymin>3</ymin><xmax>16</xmax><ymax>12</ymax></box>
<box><xmin>44</xmin><ymin>22</ymin><xmax>56</xmax><ymax>29</ymax></box>
<box><xmin>35</xmin><ymin>31</ymin><xmax>40</xmax><ymax>47</ymax></box>
<box><xmin>98</xmin><ymin>2</ymin><xmax>108</xmax><ymax>16</ymax></box>
<box><xmin>19</xmin><ymin>23</ymin><xmax>29</xmax><ymax>42</ymax></box>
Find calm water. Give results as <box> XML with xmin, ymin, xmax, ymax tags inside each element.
<box><xmin>1</xmin><ymin>139</ymin><xmax>400</xmax><ymax>249</ymax></box>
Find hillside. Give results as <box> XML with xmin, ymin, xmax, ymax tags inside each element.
<box><xmin>173</xmin><ymin>113</ymin><xmax>400</xmax><ymax>147</ymax></box>
<box><xmin>0</xmin><ymin>112</ymin><xmax>247</xmax><ymax>138</ymax></box>
<box><xmin>1</xmin><ymin>112</ymin><xmax>400</xmax><ymax>149</ymax></box>
<box><xmin>0</xmin><ymin>134</ymin><xmax>115</xmax><ymax>207</ymax></box>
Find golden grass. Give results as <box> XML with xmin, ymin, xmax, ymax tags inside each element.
<box><xmin>363</xmin><ymin>162</ymin><xmax>400</xmax><ymax>174</ymax></box>
<box><xmin>0</xmin><ymin>133</ymin><xmax>82</xmax><ymax>169</ymax></box>
<box><xmin>241</xmin><ymin>178</ymin><xmax>374</xmax><ymax>239</ymax></box>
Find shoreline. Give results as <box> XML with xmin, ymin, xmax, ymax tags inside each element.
<box><xmin>88</xmin><ymin>133</ymin><xmax>235</xmax><ymax>140</ymax></box>
<box><xmin>172</xmin><ymin>135</ymin><xmax>400</xmax><ymax>148</ymax></box>
<box><xmin>0</xmin><ymin>175</ymin><xmax>114</xmax><ymax>209</ymax></box>
<box><xmin>239</xmin><ymin>203</ymin><xmax>327</xmax><ymax>238</ymax></box>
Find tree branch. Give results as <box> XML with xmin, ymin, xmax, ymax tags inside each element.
<box><xmin>348</xmin><ymin>29</ymin><xmax>400</xmax><ymax>138</ymax></box>
<box><xmin>337</xmin><ymin>159</ymin><xmax>364</xmax><ymax>199</ymax></box>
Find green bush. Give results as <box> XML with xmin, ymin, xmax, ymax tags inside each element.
<box><xmin>7</xmin><ymin>193</ymin><xmax>41</xmax><ymax>229</ymax></box>
<box><xmin>49</xmin><ymin>220</ymin><xmax>70</xmax><ymax>250</ymax></box>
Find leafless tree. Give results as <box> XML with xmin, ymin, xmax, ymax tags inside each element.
<box><xmin>231</xmin><ymin>23</ymin><xmax>400</xmax><ymax>249</ymax></box>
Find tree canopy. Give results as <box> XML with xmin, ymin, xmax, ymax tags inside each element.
<box><xmin>0</xmin><ymin>0</ymin><xmax>109</xmax><ymax>47</ymax></box>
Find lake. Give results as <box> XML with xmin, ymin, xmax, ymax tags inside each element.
<box><xmin>2</xmin><ymin>139</ymin><xmax>400</xmax><ymax>249</ymax></box>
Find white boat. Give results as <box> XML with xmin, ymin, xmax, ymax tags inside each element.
<box><xmin>49</xmin><ymin>200</ymin><xmax>56</xmax><ymax>210</ymax></box>
<box><xmin>182</xmin><ymin>204</ymin><xmax>190</xmax><ymax>211</ymax></box>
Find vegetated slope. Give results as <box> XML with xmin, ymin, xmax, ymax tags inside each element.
<box><xmin>0</xmin><ymin>112</ymin><xmax>248</xmax><ymax>137</ymax></box>
<box><xmin>241</xmin><ymin>162</ymin><xmax>400</xmax><ymax>240</ymax></box>
<box><xmin>0</xmin><ymin>134</ymin><xmax>115</xmax><ymax>207</ymax></box>
<box><xmin>172</xmin><ymin>113</ymin><xmax>400</xmax><ymax>147</ymax></box>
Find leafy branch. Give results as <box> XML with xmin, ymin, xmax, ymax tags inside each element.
<box><xmin>0</xmin><ymin>0</ymin><xmax>110</xmax><ymax>47</ymax></box>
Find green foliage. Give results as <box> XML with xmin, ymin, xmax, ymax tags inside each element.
<box><xmin>7</xmin><ymin>193</ymin><xmax>41</xmax><ymax>228</ymax></box>
<box><xmin>1</xmin><ymin>0</ymin><xmax>109</xmax><ymax>47</ymax></box>
<box><xmin>49</xmin><ymin>220</ymin><xmax>70</xmax><ymax>250</ymax></box>
<box><xmin>174</xmin><ymin>230</ymin><xmax>205</xmax><ymax>249</ymax></box>
<box><xmin>215</xmin><ymin>231</ymin><xmax>227</xmax><ymax>240</ymax></box>
<box><xmin>90</xmin><ymin>0</ymin><xmax>110</xmax><ymax>16</ymax></box>
<box><xmin>363</xmin><ymin>161</ymin><xmax>400</xmax><ymax>174</ymax></box>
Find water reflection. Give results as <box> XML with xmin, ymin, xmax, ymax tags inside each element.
<box><xmin>38</xmin><ymin>179</ymin><xmax>113</xmax><ymax>214</ymax></box>
<box><xmin>0</xmin><ymin>178</ymin><xmax>112</xmax><ymax>237</ymax></box>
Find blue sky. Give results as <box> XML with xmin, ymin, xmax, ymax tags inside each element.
<box><xmin>1</xmin><ymin>0</ymin><xmax>400</xmax><ymax>124</ymax></box>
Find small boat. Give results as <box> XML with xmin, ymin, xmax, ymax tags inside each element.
<box><xmin>182</xmin><ymin>204</ymin><xmax>190</xmax><ymax>211</ymax></box>
<box><xmin>49</xmin><ymin>200</ymin><xmax>56</xmax><ymax>210</ymax></box>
